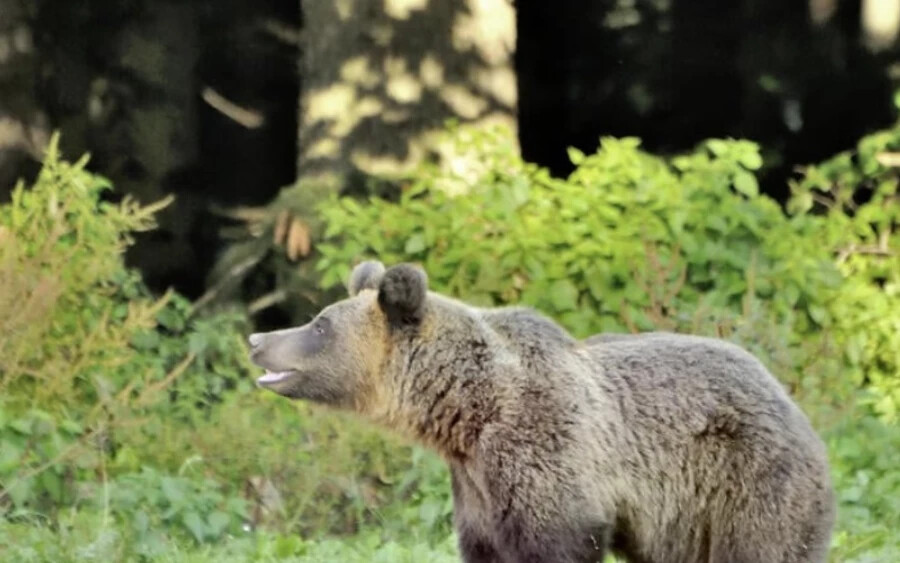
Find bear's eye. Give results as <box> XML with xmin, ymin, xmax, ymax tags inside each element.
<box><xmin>313</xmin><ymin>317</ymin><xmax>328</xmax><ymax>335</ymax></box>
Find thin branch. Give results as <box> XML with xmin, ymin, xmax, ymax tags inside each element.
<box><xmin>835</xmin><ymin>243</ymin><xmax>895</xmax><ymax>264</ymax></box>
<box><xmin>259</xmin><ymin>18</ymin><xmax>303</xmax><ymax>46</ymax></box>
<box><xmin>189</xmin><ymin>254</ymin><xmax>264</xmax><ymax>315</ymax></box>
<box><xmin>135</xmin><ymin>352</ymin><xmax>197</xmax><ymax>407</ymax></box>
<box><xmin>248</xmin><ymin>289</ymin><xmax>288</xmax><ymax>314</ymax></box>
<box><xmin>201</xmin><ymin>87</ymin><xmax>264</xmax><ymax>129</ymax></box>
<box><xmin>876</xmin><ymin>151</ymin><xmax>900</xmax><ymax>167</ymax></box>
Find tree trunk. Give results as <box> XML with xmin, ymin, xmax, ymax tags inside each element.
<box><xmin>862</xmin><ymin>0</ymin><xmax>900</xmax><ymax>51</ymax></box>
<box><xmin>0</xmin><ymin>0</ymin><xmax>48</xmax><ymax>195</ymax></box>
<box><xmin>296</xmin><ymin>0</ymin><xmax>518</xmax><ymax>189</ymax></box>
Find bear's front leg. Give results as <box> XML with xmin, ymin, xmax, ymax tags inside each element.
<box><xmin>457</xmin><ymin>526</ymin><xmax>501</xmax><ymax>563</ymax></box>
<box><xmin>452</xmin><ymin>468</ymin><xmax>502</xmax><ymax>563</ymax></box>
<box><xmin>498</xmin><ymin>514</ymin><xmax>610</xmax><ymax>563</ymax></box>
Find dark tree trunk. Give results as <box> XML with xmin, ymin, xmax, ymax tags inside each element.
<box><xmin>0</xmin><ymin>0</ymin><xmax>47</xmax><ymax>195</ymax></box>
<box><xmin>296</xmin><ymin>0</ymin><xmax>518</xmax><ymax>189</ymax></box>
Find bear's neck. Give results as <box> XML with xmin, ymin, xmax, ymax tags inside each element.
<box><xmin>389</xmin><ymin>327</ymin><xmax>507</xmax><ymax>460</ymax></box>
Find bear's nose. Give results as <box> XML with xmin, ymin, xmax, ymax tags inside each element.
<box><xmin>248</xmin><ymin>333</ymin><xmax>264</xmax><ymax>348</ymax></box>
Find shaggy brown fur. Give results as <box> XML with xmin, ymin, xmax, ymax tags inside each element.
<box><xmin>249</xmin><ymin>261</ymin><xmax>835</xmax><ymax>563</ymax></box>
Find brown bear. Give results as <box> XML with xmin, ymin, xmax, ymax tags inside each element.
<box><xmin>248</xmin><ymin>261</ymin><xmax>835</xmax><ymax>563</ymax></box>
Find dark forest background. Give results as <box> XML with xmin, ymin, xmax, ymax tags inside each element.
<box><xmin>2</xmin><ymin>0</ymin><xmax>898</xmax><ymax>303</ymax></box>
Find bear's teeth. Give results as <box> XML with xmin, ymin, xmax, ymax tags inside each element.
<box><xmin>258</xmin><ymin>370</ymin><xmax>291</xmax><ymax>384</ymax></box>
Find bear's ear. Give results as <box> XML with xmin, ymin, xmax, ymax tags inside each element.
<box><xmin>378</xmin><ymin>263</ymin><xmax>428</xmax><ymax>326</ymax></box>
<box><xmin>348</xmin><ymin>260</ymin><xmax>386</xmax><ymax>296</ymax></box>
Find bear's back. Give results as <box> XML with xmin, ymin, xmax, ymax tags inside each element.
<box><xmin>577</xmin><ymin>332</ymin><xmax>833</xmax><ymax>562</ymax></box>
<box><xmin>581</xmin><ymin>331</ymin><xmax>819</xmax><ymax>450</ymax></box>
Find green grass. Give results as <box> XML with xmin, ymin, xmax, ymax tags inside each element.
<box><xmin>1</xmin><ymin>405</ymin><xmax>897</xmax><ymax>563</ymax></box>
<box><xmin>0</xmin><ymin>513</ymin><xmax>459</xmax><ymax>563</ymax></box>
<box><xmin>3</xmin><ymin>132</ymin><xmax>899</xmax><ymax>563</ymax></box>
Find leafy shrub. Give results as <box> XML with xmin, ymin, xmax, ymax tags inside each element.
<box><xmin>101</xmin><ymin>467</ymin><xmax>248</xmax><ymax>550</ymax></box>
<box><xmin>316</xmin><ymin>123</ymin><xmax>899</xmax><ymax>421</ymax></box>
<box><xmin>0</xmin><ymin>136</ymin><xmax>251</xmax><ymax>526</ymax></box>
<box><xmin>134</xmin><ymin>388</ymin><xmax>453</xmax><ymax>542</ymax></box>
<box><xmin>0</xmin><ymin>136</ymin><xmax>456</xmax><ymax>559</ymax></box>
<box><xmin>826</xmin><ymin>415</ymin><xmax>900</xmax><ymax>562</ymax></box>
<box><xmin>5</xmin><ymin>127</ymin><xmax>899</xmax><ymax>562</ymax></box>
<box><xmin>0</xmin><ymin>512</ymin><xmax>461</xmax><ymax>563</ymax></box>
<box><xmin>788</xmin><ymin>130</ymin><xmax>900</xmax><ymax>420</ymax></box>
<box><xmin>316</xmin><ymin>122</ymin><xmax>900</xmax><ymax>561</ymax></box>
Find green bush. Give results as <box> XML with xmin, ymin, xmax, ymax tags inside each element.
<box><xmin>3</xmin><ymin>126</ymin><xmax>899</xmax><ymax>562</ymax></box>
<box><xmin>787</xmin><ymin>130</ymin><xmax>900</xmax><ymax>420</ymax></box>
<box><xmin>316</xmin><ymin>123</ymin><xmax>899</xmax><ymax>422</ymax></box>
<box><xmin>0</xmin><ymin>136</ymin><xmax>251</xmax><ymax>531</ymax></box>
<box><xmin>826</xmin><ymin>415</ymin><xmax>900</xmax><ymax>561</ymax></box>
<box><xmin>0</xmin><ymin>513</ymin><xmax>460</xmax><ymax>563</ymax></box>
<box><xmin>0</xmin><ymin>137</ymin><xmax>456</xmax><ymax>560</ymax></box>
<box><xmin>316</xmin><ymin>123</ymin><xmax>900</xmax><ymax>561</ymax></box>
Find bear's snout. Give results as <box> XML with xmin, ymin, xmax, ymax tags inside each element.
<box><xmin>247</xmin><ymin>332</ymin><xmax>286</xmax><ymax>372</ymax></box>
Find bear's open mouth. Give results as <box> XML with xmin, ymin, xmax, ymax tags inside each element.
<box><xmin>257</xmin><ymin>370</ymin><xmax>297</xmax><ymax>386</ymax></box>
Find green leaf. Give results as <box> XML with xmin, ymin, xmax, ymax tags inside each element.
<box><xmin>707</xmin><ymin>139</ymin><xmax>729</xmax><ymax>156</ymax></box>
<box><xmin>207</xmin><ymin>511</ymin><xmax>231</xmax><ymax>536</ymax></box>
<box><xmin>567</xmin><ymin>147</ymin><xmax>586</xmax><ymax>165</ymax></box>
<box><xmin>733</xmin><ymin>170</ymin><xmax>759</xmax><ymax>197</ymax></box>
<box><xmin>6</xmin><ymin>478</ymin><xmax>32</xmax><ymax>508</ymax></box>
<box><xmin>419</xmin><ymin>500</ymin><xmax>441</xmax><ymax>525</ymax></box>
<box><xmin>133</xmin><ymin>510</ymin><xmax>150</xmax><ymax>534</ymax></box>
<box><xmin>188</xmin><ymin>332</ymin><xmax>209</xmax><ymax>355</ymax></box>
<box><xmin>784</xmin><ymin>284</ymin><xmax>800</xmax><ymax>307</ymax></box>
<box><xmin>808</xmin><ymin>304</ymin><xmax>828</xmax><ymax>325</ymax></box>
<box><xmin>60</xmin><ymin>419</ymin><xmax>83</xmax><ymax>435</ymax></box>
<box><xmin>404</xmin><ymin>233</ymin><xmax>426</xmax><ymax>255</ymax></box>
<box><xmin>274</xmin><ymin>535</ymin><xmax>306</xmax><ymax>557</ymax></box>
<box><xmin>788</xmin><ymin>191</ymin><xmax>813</xmax><ymax>214</ymax></box>
<box><xmin>226</xmin><ymin>496</ymin><xmax>248</xmax><ymax>518</ymax></box>
<box><xmin>161</xmin><ymin>477</ymin><xmax>183</xmax><ymax>505</ymax></box>
<box><xmin>182</xmin><ymin>511</ymin><xmax>206</xmax><ymax>542</ymax></box>
<box><xmin>156</xmin><ymin>307</ymin><xmax>185</xmax><ymax>331</ymax></box>
<box><xmin>739</xmin><ymin>150</ymin><xmax>763</xmax><ymax>171</ymax></box>
<box><xmin>0</xmin><ymin>440</ymin><xmax>24</xmax><ymax>472</ymax></box>
<box><xmin>40</xmin><ymin>470</ymin><xmax>63</xmax><ymax>503</ymax></box>
<box><xmin>131</xmin><ymin>329</ymin><xmax>161</xmax><ymax>350</ymax></box>
<box><xmin>549</xmin><ymin>280</ymin><xmax>580</xmax><ymax>312</ymax></box>
<box><xmin>9</xmin><ymin>418</ymin><xmax>32</xmax><ymax>435</ymax></box>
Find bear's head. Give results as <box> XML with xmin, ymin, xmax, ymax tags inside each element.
<box><xmin>247</xmin><ymin>260</ymin><xmax>430</xmax><ymax>412</ymax></box>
